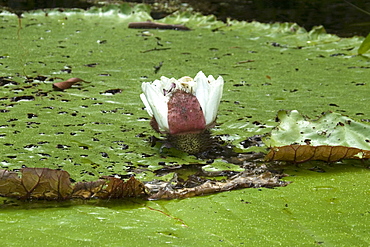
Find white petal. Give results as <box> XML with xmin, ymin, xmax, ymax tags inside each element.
<box><xmin>194</xmin><ymin>71</ymin><xmax>224</xmax><ymax>125</ymax></box>
<box><xmin>140</xmin><ymin>93</ymin><xmax>153</xmax><ymax>116</ymax></box>
<box><xmin>207</xmin><ymin>75</ymin><xmax>215</xmax><ymax>82</ymax></box>
<box><xmin>158</xmin><ymin>76</ymin><xmax>172</xmax><ymax>89</ymax></box>
<box><xmin>194</xmin><ymin>71</ymin><xmax>209</xmax><ymax>118</ymax></box>
<box><xmin>205</xmin><ymin>76</ymin><xmax>224</xmax><ymax>125</ymax></box>
<box><xmin>141</xmin><ymin>82</ymin><xmax>169</xmax><ymax>132</ymax></box>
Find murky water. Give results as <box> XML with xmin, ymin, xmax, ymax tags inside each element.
<box><xmin>180</xmin><ymin>0</ymin><xmax>370</xmax><ymax>37</ymax></box>
<box><xmin>1</xmin><ymin>0</ymin><xmax>369</xmax><ymax>37</ymax></box>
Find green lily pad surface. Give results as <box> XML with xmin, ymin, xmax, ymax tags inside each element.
<box><xmin>265</xmin><ymin>110</ymin><xmax>370</xmax><ymax>149</ymax></box>
<box><xmin>358</xmin><ymin>33</ymin><xmax>370</xmax><ymax>55</ymax></box>
<box><xmin>0</xmin><ymin>4</ymin><xmax>369</xmax><ymax>246</ymax></box>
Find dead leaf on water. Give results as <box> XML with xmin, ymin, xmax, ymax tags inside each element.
<box><xmin>0</xmin><ymin>168</ymin><xmax>146</xmax><ymax>200</ymax></box>
<box><xmin>52</xmin><ymin>77</ymin><xmax>86</xmax><ymax>90</ymax></box>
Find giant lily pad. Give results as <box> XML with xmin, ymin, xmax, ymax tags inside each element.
<box><xmin>0</xmin><ymin>3</ymin><xmax>369</xmax><ymax>246</ymax></box>
<box><xmin>264</xmin><ymin>110</ymin><xmax>370</xmax><ymax>149</ymax></box>
<box><xmin>264</xmin><ymin>110</ymin><xmax>370</xmax><ymax>162</ymax></box>
<box><xmin>358</xmin><ymin>33</ymin><xmax>370</xmax><ymax>55</ymax></box>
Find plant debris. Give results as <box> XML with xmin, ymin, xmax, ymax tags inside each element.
<box><xmin>0</xmin><ymin>165</ymin><xmax>289</xmax><ymax>201</ymax></box>
<box><xmin>128</xmin><ymin>21</ymin><xmax>190</xmax><ymax>30</ymax></box>
<box><xmin>0</xmin><ymin>168</ymin><xmax>146</xmax><ymax>200</ymax></box>
<box><xmin>146</xmin><ymin>164</ymin><xmax>289</xmax><ymax>200</ymax></box>
<box><xmin>52</xmin><ymin>78</ymin><xmax>85</xmax><ymax>90</ymax></box>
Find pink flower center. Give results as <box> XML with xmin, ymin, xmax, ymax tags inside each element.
<box><xmin>167</xmin><ymin>90</ymin><xmax>206</xmax><ymax>135</ymax></box>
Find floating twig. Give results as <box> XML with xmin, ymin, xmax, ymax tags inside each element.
<box><xmin>128</xmin><ymin>21</ymin><xmax>190</xmax><ymax>31</ymax></box>
<box><xmin>141</xmin><ymin>47</ymin><xmax>171</xmax><ymax>53</ymax></box>
<box><xmin>236</xmin><ymin>60</ymin><xmax>255</xmax><ymax>64</ymax></box>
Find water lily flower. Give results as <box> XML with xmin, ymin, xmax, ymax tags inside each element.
<box><xmin>140</xmin><ymin>71</ymin><xmax>224</xmax><ymax>154</ymax></box>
